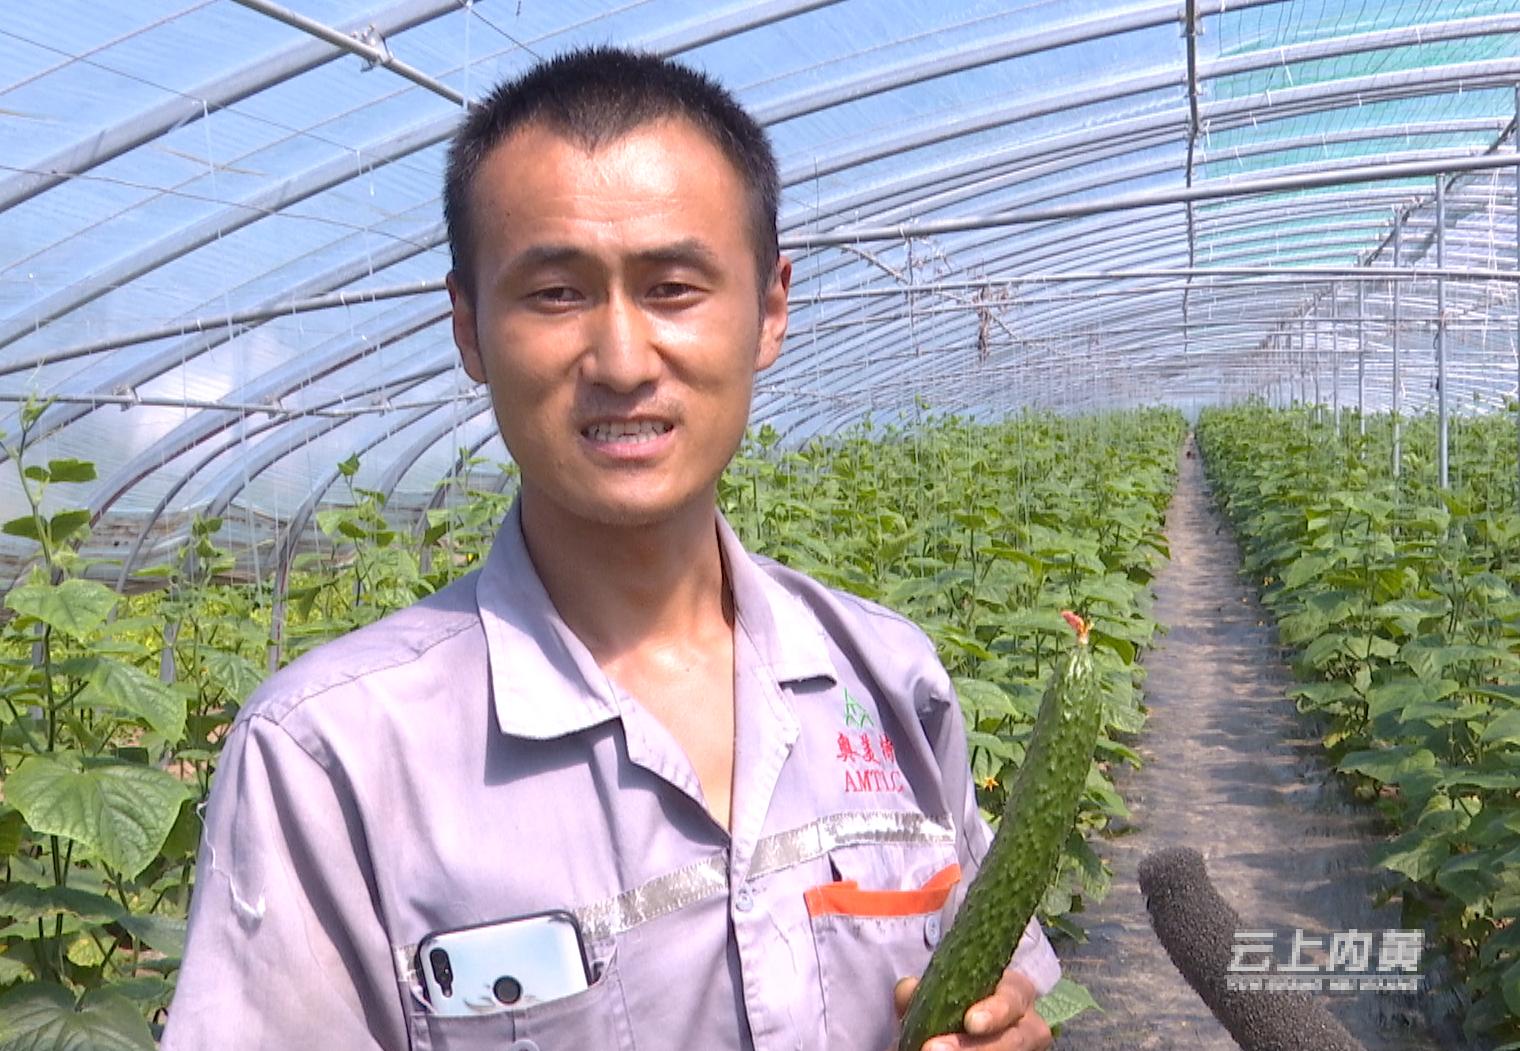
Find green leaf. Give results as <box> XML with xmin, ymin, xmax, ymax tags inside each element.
<box><xmin>1375</xmin><ymin>830</ymin><xmax>1450</xmax><ymax>882</ymax></box>
<box><xmin>337</xmin><ymin>453</ymin><xmax>360</xmax><ymax>478</ymax></box>
<box><xmin>1440</xmin><ymin>643</ymin><xmax>1520</xmax><ymax>670</ymax></box>
<box><xmin>1369</xmin><ymin>599</ymin><xmax>1447</xmax><ymax>636</ymax></box>
<box><xmin>1439</xmin><ymin>768</ymin><xmax>1520</xmax><ymax>791</ymax></box>
<box><xmin>0</xmin><ymin>983</ymin><xmax>155</xmax><ymax>1050</ymax></box>
<box><xmin>1469</xmin><ymin>683</ymin><xmax>1520</xmax><ymax>705</ymax></box>
<box><xmin>84</xmin><ymin>658</ymin><xmax>187</xmax><ymax>743</ymax></box>
<box><xmin>1278</xmin><ymin>607</ymin><xmax>1328</xmax><ymax>645</ymax></box>
<box><xmin>117</xmin><ymin>913</ymin><xmax>187</xmax><ymax>958</ymax></box>
<box><xmin>1300</xmin><ymin>632</ymin><xmax>1346</xmax><ymax>670</ymax></box>
<box><xmin>0</xmin><ymin>884</ymin><xmax>123</xmax><ymax>925</ymax></box>
<box><xmin>1400</xmin><ymin>506</ymin><xmax>1450</xmax><ymax>535</ymax></box>
<box><xmin>1082</xmin><ymin>762</ymin><xmax>1129</xmax><ymax>819</ymax></box>
<box><xmin>5</xmin><ymin>757</ymin><xmax>193</xmax><ymax>880</ymax></box>
<box><xmin>1287</xmin><ymin>680</ymin><xmax>1356</xmax><ymax>712</ymax></box>
<box><xmin>1</xmin><ymin>516</ymin><xmax>41</xmax><ymax>541</ymax></box>
<box><xmin>1090</xmin><ymin>629</ymin><xmax>1134</xmax><ymax>664</ymax></box>
<box><xmin>1398</xmin><ymin>701</ymin><xmax>1471</xmax><ymax>728</ymax></box>
<box><xmin>98</xmin><ymin>977</ymin><xmax>173</xmax><ymax>1011</ymax></box>
<box><xmin>1034</xmin><ymin>977</ymin><xmax>1100</xmax><ymax>1029</ymax></box>
<box><xmin>1399</xmin><ymin>639</ymin><xmax>1450</xmax><ymax>682</ymax></box>
<box><xmin>0</xmin><ymin>808</ymin><xmax>23</xmax><ymax>858</ymax></box>
<box><xmin>65</xmin><ymin>933</ymin><xmax>105</xmax><ymax>968</ymax></box>
<box><xmin>1101</xmin><ymin>691</ymin><xmax>1145</xmax><ymax>736</ymax></box>
<box><xmin>200</xmin><ymin>650</ymin><xmax>262</xmax><ymax>699</ymax></box>
<box><xmin>44</xmin><ymin>459</ymin><xmax>96</xmax><ymax>484</ymax></box>
<box><xmin>4</xmin><ymin>579</ymin><xmax>118</xmax><ymax>639</ymax></box>
<box><xmin>1283</xmin><ymin>552</ymin><xmax>1334</xmax><ymax>589</ymax></box>
<box><xmin>1480</xmin><ymin>710</ymin><xmax>1520</xmax><ymax>748</ymax></box>
<box><xmin>1435</xmin><ymin>851</ymin><xmax>1498</xmax><ymax>909</ymax></box>
<box><xmin>1339</xmin><ymin>746</ymin><xmax>1437</xmax><ymax>785</ymax></box>
<box><xmin>965</xmin><ymin>730</ymin><xmax>1019</xmax><ymax>763</ymax></box>
<box><xmin>1503</xmin><ymin>958</ymin><xmax>1520</xmax><ymax>1019</ymax></box>
<box><xmin>157</xmin><ymin>797</ymin><xmax>202</xmax><ymax>862</ymax></box>
<box><xmin>1468</xmin><ymin>804</ymin><xmax>1520</xmax><ymax>848</ymax></box>
<box><xmin>954</xmin><ymin>678</ymin><xmax>1036</xmax><ymax>722</ymax></box>
<box><xmin>0</xmin><ymin>954</ymin><xmax>31</xmax><ymax>985</ymax></box>
<box><xmin>314</xmin><ymin>508</ymin><xmax>346</xmax><ymax>539</ymax></box>
<box><xmin>1347</xmin><ymin>635</ymin><xmax>1400</xmax><ymax>661</ymax></box>
<box><xmin>1366</xmin><ymin>677</ymin><xmax>1454</xmax><ymax>721</ymax></box>
<box><xmin>47</xmin><ymin>511</ymin><xmax>91</xmax><ymax>545</ymax></box>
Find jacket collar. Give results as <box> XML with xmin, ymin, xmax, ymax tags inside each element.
<box><xmin>476</xmin><ymin>499</ymin><xmax>835</xmax><ymax>740</ymax></box>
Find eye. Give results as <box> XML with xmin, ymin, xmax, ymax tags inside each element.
<box><xmin>649</xmin><ymin>282</ymin><xmax>700</xmax><ymax>302</ymax></box>
<box><xmin>528</xmin><ymin>286</ymin><xmax>583</xmax><ymax>308</ymax></box>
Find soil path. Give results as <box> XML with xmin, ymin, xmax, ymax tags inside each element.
<box><xmin>1056</xmin><ymin>434</ymin><xmax>1461</xmax><ymax>1051</ymax></box>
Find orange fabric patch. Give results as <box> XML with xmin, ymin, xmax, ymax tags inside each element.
<box><xmin>803</xmin><ymin>863</ymin><xmax>961</xmax><ymax>918</ymax></box>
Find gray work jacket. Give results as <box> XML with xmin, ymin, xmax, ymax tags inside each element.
<box><xmin>162</xmin><ymin>502</ymin><xmax>1060</xmax><ymax>1051</ymax></box>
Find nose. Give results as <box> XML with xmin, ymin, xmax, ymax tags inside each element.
<box><xmin>582</xmin><ymin>289</ymin><xmax>660</xmax><ymax>394</ymax></box>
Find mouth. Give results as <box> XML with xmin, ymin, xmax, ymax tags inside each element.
<box><xmin>581</xmin><ymin>418</ymin><xmax>675</xmax><ymax>445</ymax></box>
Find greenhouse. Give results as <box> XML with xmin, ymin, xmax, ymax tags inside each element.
<box><xmin>1</xmin><ymin>1</ymin><xmax>1519</xmax><ymax>1048</ymax></box>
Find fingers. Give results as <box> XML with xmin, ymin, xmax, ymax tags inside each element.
<box><xmin>903</xmin><ymin>971</ymin><xmax>1053</xmax><ymax>1051</ymax></box>
<box><xmin>919</xmin><ymin>1011</ymin><xmax>1052</xmax><ymax>1051</ymax></box>
<box><xmin>1026</xmin><ymin>1010</ymin><xmax>1054</xmax><ymax>1050</ymax></box>
<box><xmin>894</xmin><ymin>976</ymin><xmax>919</xmax><ymax>1019</ymax></box>
<box><xmin>964</xmin><ymin>971</ymin><xmax>1035</xmax><ymax>1036</ymax></box>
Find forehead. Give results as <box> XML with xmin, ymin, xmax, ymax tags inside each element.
<box><xmin>475</xmin><ymin>116</ymin><xmax>747</xmax><ymax>216</ymax></box>
<box><xmin>464</xmin><ymin>117</ymin><xmax>760</xmax><ymax>283</ymax></box>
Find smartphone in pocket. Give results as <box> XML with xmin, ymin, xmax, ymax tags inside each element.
<box><xmin>416</xmin><ymin>910</ymin><xmax>592</xmax><ymax>1017</ymax></box>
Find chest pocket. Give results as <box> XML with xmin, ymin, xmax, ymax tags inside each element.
<box><xmin>805</xmin><ymin>844</ymin><xmax>961</xmax><ymax>1051</ymax></box>
<box><xmin>414</xmin><ymin>942</ymin><xmax>635</xmax><ymax>1051</ymax></box>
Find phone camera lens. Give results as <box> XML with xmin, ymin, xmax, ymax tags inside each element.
<box><xmin>492</xmin><ymin>976</ymin><xmax>523</xmax><ymax>1005</ymax></box>
<box><xmin>428</xmin><ymin>948</ymin><xmax>454</xmax><ymax>997</ymax></box>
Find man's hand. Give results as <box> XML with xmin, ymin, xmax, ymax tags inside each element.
<box><xmin>890</xmin><ymin>970</ymin><xmax>1053</xmax><ymax>1051</ymax></box>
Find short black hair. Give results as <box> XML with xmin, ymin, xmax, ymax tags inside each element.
<box><xmin>443</xmin><ymin>46</ymin><xmax>781</xmax><ymax>300</ymax></box>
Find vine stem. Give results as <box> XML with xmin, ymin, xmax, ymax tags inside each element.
<box><xmin>42</xmin><ymin>625</ymin><xmax>57</xmax><ymax>751</ymax></box>
<box><xmin>35</xmin><ymin>917</ymin><xmax>53</xmax><ymax>983</ymax></box>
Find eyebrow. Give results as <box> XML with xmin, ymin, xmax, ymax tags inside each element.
<box><xmin>503</xmin><ymin>238</ymin><xmax>724</xmax><ymax>276</ymax></box>
<box><xmin>632</xmin><ymin>239</ymin><xmax>724</xmax><ymax>273</ymax></box>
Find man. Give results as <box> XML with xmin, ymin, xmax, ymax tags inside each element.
<box><xmin>164</xmin><ymin>47</ymin><xmax>1059</xmax><ymax>1051</ymax></box>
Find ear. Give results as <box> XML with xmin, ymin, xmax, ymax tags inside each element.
<box><xmin>755</xmin><ymin>254</ymin><xmax>791</xmax><ymax>373</ymax></box>
<box><xmin>447</xmin><ymin>271</ymin><xmax>488</xmax><ymax>384</ymax></box>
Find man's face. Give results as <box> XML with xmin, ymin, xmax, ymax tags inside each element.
<box><xmin>448</xmin><ymin>118</ymin><xmax>790</xmax><ymax>532</ymax></box>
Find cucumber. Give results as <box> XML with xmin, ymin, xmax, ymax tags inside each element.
<box><xmin>897</xmin><ymin>611</ymin><xmax>1102</xmax><ymax>1051</ymax></box>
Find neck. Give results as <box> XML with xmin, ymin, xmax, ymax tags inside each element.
<box><xmin>518</xmin><ymin>489</ymin><xmax>733</xmax><ymax>663</ymax></box>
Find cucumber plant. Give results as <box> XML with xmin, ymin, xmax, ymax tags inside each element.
<box><xmin>1199</xmin><ymin>403</ymin><xmax>1520</xmax><ymax>1043</ymax></box>
<box><xmin>0</xmin><ymin>408</ymin><xmax>1184</xmax><ymax>1044</ymax></box>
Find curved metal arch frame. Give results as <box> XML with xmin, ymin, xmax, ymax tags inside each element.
<box><xmin>0</xmin><ymin>0</ymin><xmax>887</xmax><ymax>496</ymax></box>
<box><xmin>772</xmin><ymin>173</ymin><xmax>1495</xmax><ymax>395</ymax></box>
<box><xmin>0</xmin><ymin>216</ymin><xmax>449</xmax><ymax>459</ymax></box>
<box><xmin>0</xmin><ymin>0</ymin><xmax>464</xmax><ymax>212</ymax></box>
<box><xmin>756</xmin><ymin>241</ymin><xmax>1507</xmax><ymax>435</ymax></box>
<box><xmin>89</xmin><ymin>296</ymin><xmax>455</xmax><ymax>523</ymax></box>
<box><xmin>104</xmin><ymin>354</ymin><xmax>461</xmax><ymax>591</ymax></box>
<box><xmin>774</xmin><ymin>199</ymin><xmax>1460</xmax><ymax>395</ymax></box>
<box><xmin>17</xmin><ymin>29</ymin><xmax>1501</xmax><ymax>369</ymax></box>
<box><xmin>7</xmin><ymin>0</ymin><xmax>1520</xmax><ymax>574</ymax></box>
<box><xmin>19</xmin><ymin>6</ymin><xmax>1516</xmax><ymax>363</ymax></box>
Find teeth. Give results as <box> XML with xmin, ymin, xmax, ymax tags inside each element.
<box><xmin>585</xmin><ymin>420</ymin><xmax>672</xmax><ymax>444</ymax></box>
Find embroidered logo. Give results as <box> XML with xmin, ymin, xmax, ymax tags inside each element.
<box><xmin>843</xmin><ymin>689</ymin><xmax>875</xmax><ymax>729</ymax></box>
<box><xmin>835</xmin><ymin>689</ymin><xmax>905</xmax><ymax>793</ymax></box>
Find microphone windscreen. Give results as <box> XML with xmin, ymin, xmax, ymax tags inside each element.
<box><xmin>1137</xmin><ymin>846</ymin><xmax>1365</xmax><ymax>1051</ymax></box>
